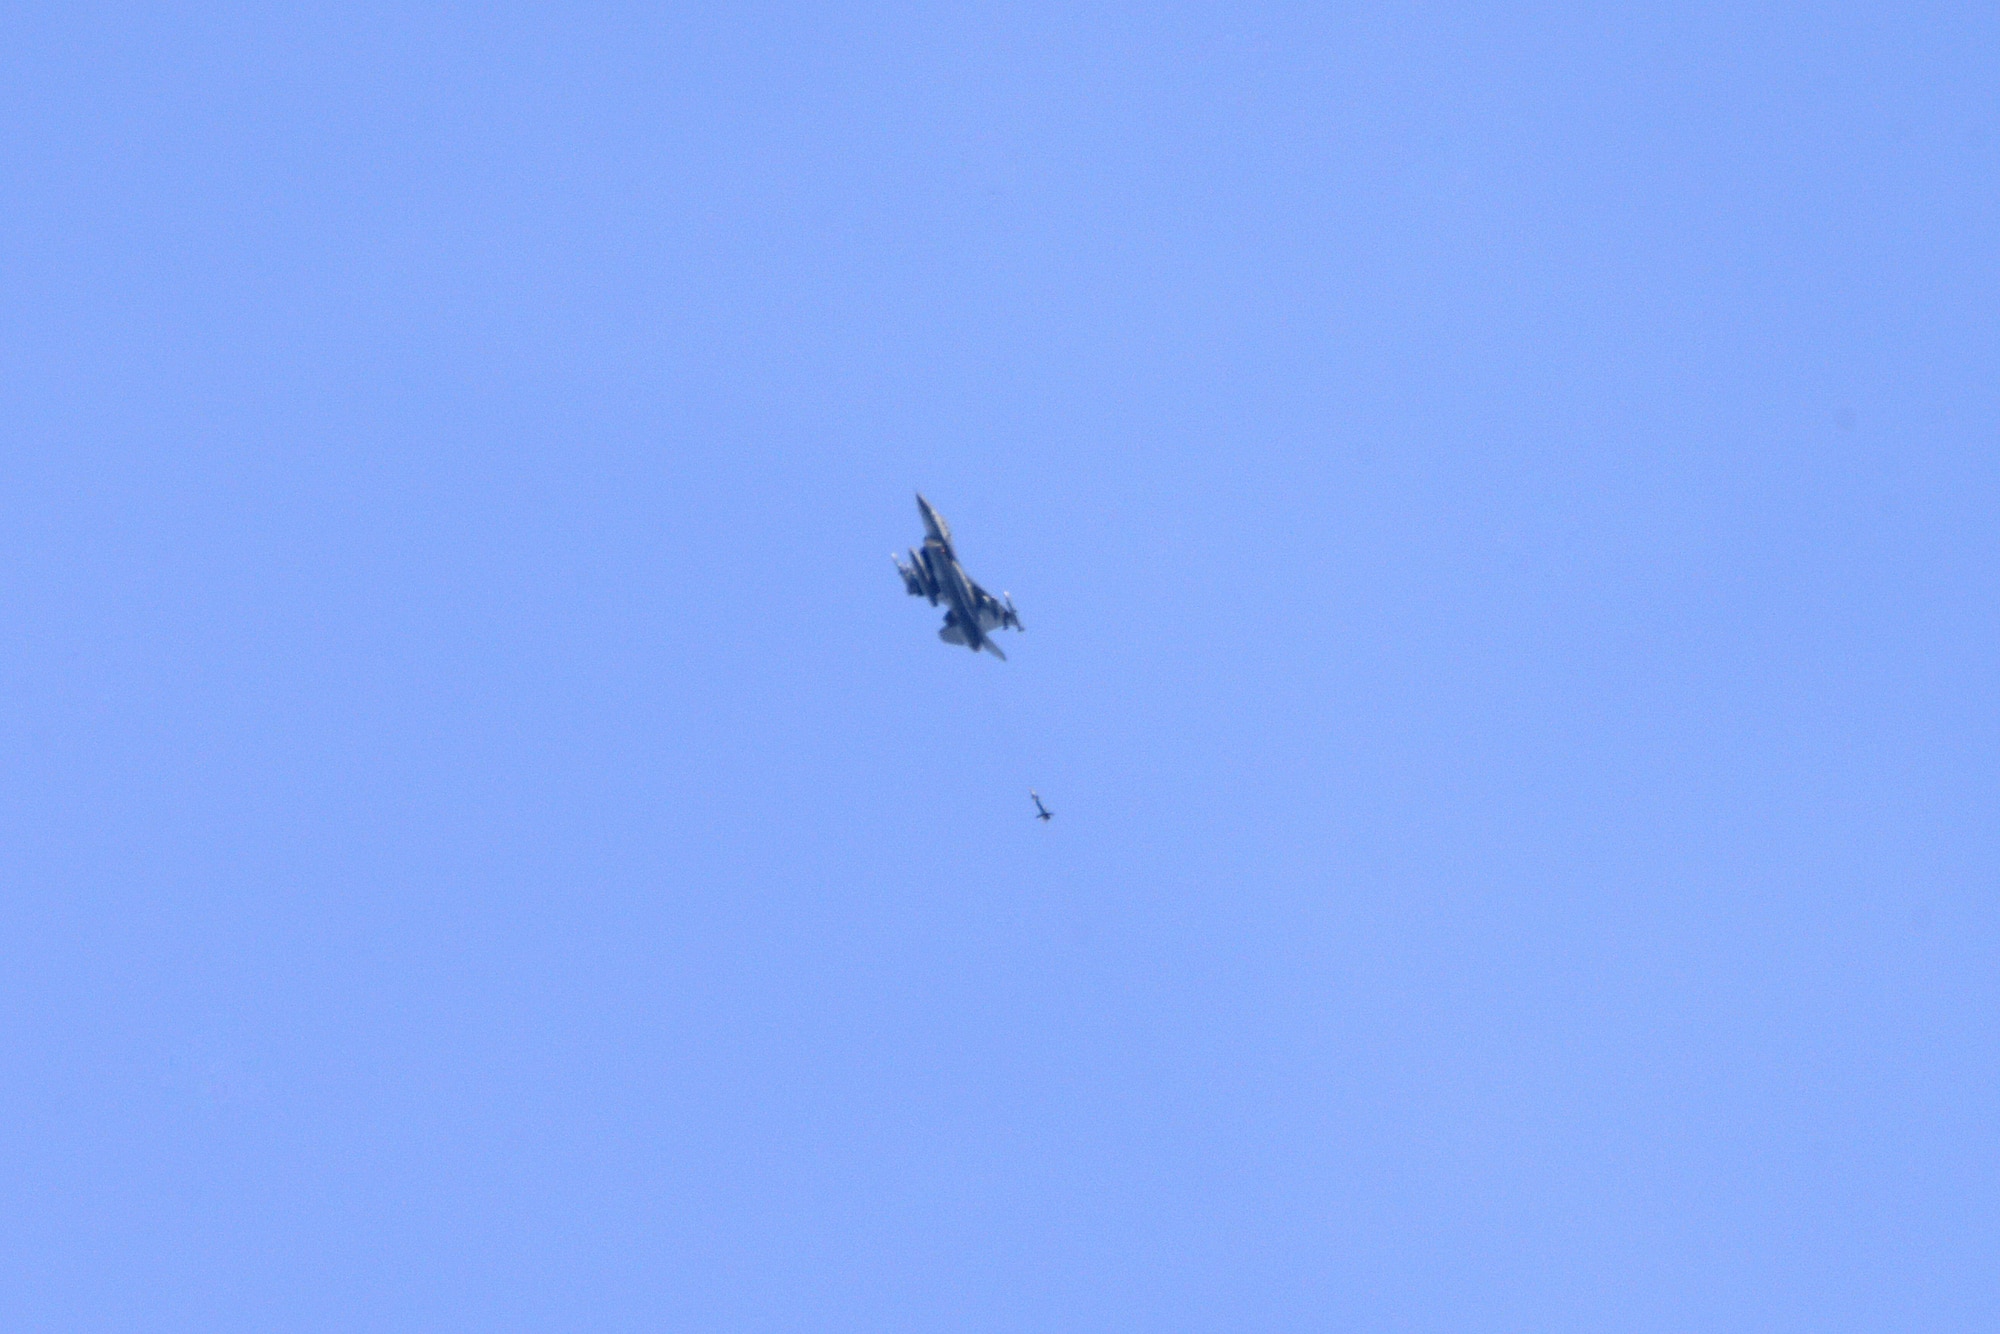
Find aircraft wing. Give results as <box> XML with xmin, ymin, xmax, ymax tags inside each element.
<box><xmin>893</xmin><ymin>550</ymin><xmax>941</xmax><ymax>602</ymax></box>
<box><xmin>967</xmin><ymin>581</ymin><xmax>1022</xmax><ymax>632</ymax></box>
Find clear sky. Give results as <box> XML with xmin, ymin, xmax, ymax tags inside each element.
<box><xmin>4</xmin><ymin>3</ymin><xmax>1996</xmax><ymax>1329</ymax></box>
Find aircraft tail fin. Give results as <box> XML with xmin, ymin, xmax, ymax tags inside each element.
<box><xmin>982</xmin><ymin>638</ymin><xmax>1007</xmax><ymax>661</ymax></box>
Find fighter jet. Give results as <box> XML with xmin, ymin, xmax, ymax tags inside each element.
<box><xmin>1031</xmin><ymin>790</ymin><xmax>1053</xmax><ymax>822</ymax></box>
<box><xmin>892</xmin><ymin>493</ymin><xmax>1023</xmax><ymax>659</ymax></box>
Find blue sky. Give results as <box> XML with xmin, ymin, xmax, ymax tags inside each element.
<box><xmin>4</xmin><ymin>3</ymin><xmax>1996</xmax><ymax>1328</ymax></box>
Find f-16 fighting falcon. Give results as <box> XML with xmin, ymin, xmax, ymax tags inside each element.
<box><xmin>893</xmin><ymin>493</ymin><xmax>1023</xmax><ymax>660</ymax></box>
<box><xmin>1031</xmin><ymin>790</ymin><xmax>1053</xmax><ymax>822</ymax></box>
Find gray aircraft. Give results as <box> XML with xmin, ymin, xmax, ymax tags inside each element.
<box><xmin>1031</xmin><ymin>790</ymin><xmax>1053</xmax><ymax>822</ymax></box>
<box><xmin>893</xmin><ymin>493</ymin><xmax>1023</xmax><ymax>659</ymax></box>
